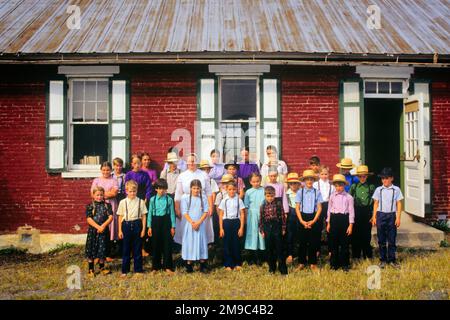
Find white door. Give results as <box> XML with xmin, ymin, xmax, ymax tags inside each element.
<box><xmin>403</xmin><ymin>93</ymin><xmax>425</xmax><ymax>217</ymax></box>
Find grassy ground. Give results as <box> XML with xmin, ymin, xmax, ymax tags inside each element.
<box><xmin>0</xmin><ymin>243</ymin><xmax>448</xmax><ymax>300</ymax></box>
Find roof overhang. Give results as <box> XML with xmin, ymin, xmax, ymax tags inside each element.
<box><xmin>0</xmin><ymin>52</ymin><xmax>449</xmax><ymax>68</ymax></box>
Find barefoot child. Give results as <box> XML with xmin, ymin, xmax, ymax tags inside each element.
<box><xmin>326</xmin><ymin>174</ymin><xmax>354</xmax><ymax>271</ymax></box>
<box><xmin>286</xmin><ymin>173</ymin><xmax>301</xmax><ymax>264</ymax></box>
<box><xmin>219</xmin><ymin>181</ymin><xmax>246</xmax><ymax>271</ymax></box>
<box><xmin>91</xmin><ymin>162</ymin><xmax>119</xmax><ymax>260</ymax></box>
<box><xmin>85</xmin><ymin>186</ymin><xmax>113</xmax><ymax>277</ymax></box>
<box><xmin>295</xmin><ymin>170</ymin><xmax>323</xmax><ymax>270</ymax></box>
<box><xmin>244</xmin><ymin>173</ymin><xmax>266</xmax><ymax>265</ymax></box>
<box><xmin>148</xmin><ymin>179</ymin><xmax>176</xmax><ymax>273</ymax></box>
<box><xmin>181</xmin><ymin>179</ymin><xmax>210</xmax><ymax>273</ymax></box>
<box><xmin>260</xmin><ymin>186</ymin><xmax>288</xmax><ymax>275</ymax></box>
<box><xmin>371</xmin><ymin>167</ymin><xmax>403</xmax><ymax>268</ymax></box>
<box><xmin>117</xmin><ymin>180</ymin><xmax>148</xmax><ymax>277</ymax></box>
<box><xmin>349</xmin><ymin>165</ymin><xmax>375</xmax><ymax>259</ymax></box>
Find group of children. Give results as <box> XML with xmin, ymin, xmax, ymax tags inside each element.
<box><xmin>85</xmin><ymin>149</ymin><xmax>404</xmax><ymax>277</ymax></box>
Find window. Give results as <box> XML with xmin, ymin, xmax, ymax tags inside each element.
<box><xmin>219</xmin><ymin>78</ymin><xmax>259</xmax><ymax>163</ymax></box>
<box><xmin>364</xmin><ymin>80</ymin><xmax>404</xmax><ymax>97</ymax></box>
<box><xmin>69</xmin><ymin>79</ymin><xmax>109</xmax><ymax>169</ymax></box>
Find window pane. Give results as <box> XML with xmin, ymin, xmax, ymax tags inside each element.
<box><xmin>221</xmin><ymin>79</ymin><xmax>257</xmax><ymax>120</ymax></box>
<box><xmin>72</xmin><ymin>81</ymin><xmax>84</xmax><ymax>101</ymax></box>
<box><xmin>97</xmin><ymin>102</ymin><xmax>108</xmax><ymax>121</ymax></box>
<box><xmin>391</xmin><ymin>82</ymin><xmax>402</xmax><ymax>94</ymax></box>
<box><xmin>72</xmin><ymin>102</ymin><xmax>84</xmax><ymax>122</ymax></box>
<box><xmin>85</xmin><ymin>81</ymin><xmax>97</xmax><ymax>101</ymax></box>
<box><xmin>85</xmin><ymin>101</ymin><xmax>96</xmax><ymax>121</ymax></box>
<box><xmin>97</xmin><ymin>81</ymin><xmax>108</xmax><ymax>101</ymax></box>
<box><xmin>378</xmin><ymin>82</ymin><xmax>389</xmax><ymax>94</ymax></box>
<box><xmin>365</xmin><ymin>81</ymin><xmax>376</xmax><ymax>94</ymax></box>
<box><xmin>72</xmin><ymin>124</ymin><xmax>108</xmax><ymax>165</ymax></box>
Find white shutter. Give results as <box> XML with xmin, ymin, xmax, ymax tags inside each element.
<box><xmin>261</xmin><ymin>78</ymin><xmax>280</xmax><ymax>163</ymax></box>
<box><xmin>340</xmin><ymin>80</ymin><xmax>363</xmax><ymax>171</ymax></box>
<box><xmin>46</xmin><ymin>80</ymin><xmax>66</xmax><ymax>172</ymax></box>
<box><xmin>198</xmin><ymin>79</ymin><xmax>217</xmax><ymax>160</ymax></box>
<box><xmin>110</xmin><ymin>80</ymin><xmax>129</xmax><ymax>166</ymax></box>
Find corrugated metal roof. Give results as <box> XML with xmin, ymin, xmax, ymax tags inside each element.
<box><xmin>0</xmin><ymin>0</ymin><xmax>448</xmax><ymax>55</ymax></box>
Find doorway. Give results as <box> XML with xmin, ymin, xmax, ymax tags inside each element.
<box><xmin>364</xmin><ymin>98</ymin><xmax>403</xmax><ymax>184</ymax></box>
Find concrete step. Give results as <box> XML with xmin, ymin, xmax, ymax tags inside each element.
<box><xmin>371</xmin><ymin>212</ymin><xmax>445</xmax><ymax>249</ymax></box>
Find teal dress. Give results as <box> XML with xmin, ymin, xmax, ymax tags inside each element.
<box><xmin>244</xmin><ymin>187</ymin><xmax>266</xmax><ymax>250</ymax></box>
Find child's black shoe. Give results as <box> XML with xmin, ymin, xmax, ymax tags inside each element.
<box><xmin>200</xmin><ymin>262</ymin><xmax>209</xmax><ymax>273</ymax></box>
<box><xmin>186</xmin><ymin>264</ymin><xmax>194</xmax><ymax>273</ymax></box>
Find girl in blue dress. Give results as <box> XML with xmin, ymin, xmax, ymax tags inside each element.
<box><xmin>181</xmin><ymin>179</ymin><xmax>210</xmax><ymax>273</ymax></box>
<box><xmin>244</xmin><ymin>173</ymin><xmax>266</xmax><ymax>265</ymax></box>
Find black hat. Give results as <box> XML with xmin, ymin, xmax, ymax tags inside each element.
<box><xmin>378</xmin><ymin>167</ymin><xmax>394</xmax><ymax>178</ymax></box>
<box><xmin>224</xmin><ymin>160</ymin><xmax>239</xmax><ymax>170</ymax></box>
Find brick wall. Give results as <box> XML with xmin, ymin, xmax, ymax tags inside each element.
<box><xmin>279</xmin><ymin>67</ymin><xmax>352</xmax><ymax>175</ymax></box>
<box><xmin>127</xmin><ymin>66</ymin><xmax>200</xmax><ymax>172</ymax></box>
<box><xmin>431</xmin><ymin>81</ymin><xmax>450</xmax><ymax>219</ymax></box>
<box><xmin>0</xmin><ymin>78</ymin><xmax>91</xmax><ymax>233</ymax></box>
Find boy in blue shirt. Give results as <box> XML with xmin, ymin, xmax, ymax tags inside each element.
<box><xmin>371</xmin><ymin>168</ymin><xmax>404</xmax><ymax>268</ymax></box>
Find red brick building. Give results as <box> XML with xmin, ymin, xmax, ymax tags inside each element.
<box><xmin>0</xmin><ymin>0</ymin><xmax>449</xmax><ymax>233</ymax></box>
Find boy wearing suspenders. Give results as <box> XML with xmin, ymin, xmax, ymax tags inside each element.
<box><xmin>218</xmin><ymin>181</ymin><xmax>246</xmax><ymax>271</ymax></box>
<box><xmin>117</xmin><ymin>180</ymin><xmax>148</xmax><ymax>277</ymax></box>
<box><xmin>371</xmin><ymin>168</ymin><xmax>404</xmax><ymax>268</ymax></box>
<box><xmin>295</xmin><ymin>170</ymin><xmax>323</xmax><ymax>271</ymax></box>
<box><xmin>148</xmin><ymin>179</ymin><xmax>176</xmax><ymax>274</ymax></box>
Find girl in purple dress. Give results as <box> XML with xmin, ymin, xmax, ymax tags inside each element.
<box><xmin>141</xmin><ymin>152</ymin><xmax>158</xmax><ymax>192</ymax></box>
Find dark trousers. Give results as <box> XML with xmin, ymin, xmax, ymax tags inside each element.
<box><xmin>376</xmin><ymin>211</ymin><xmax>397</xmax><ymax>262</ymax></box>
<box><xmin>151</xmin><ymin>215</ymin><xmax>173</xmax><ymax>271</ymax></box>
<box><xmin>264</xmin><ymin>220</ymin><xmax>287</xmax><ymax>273</ymax></box>
<box><xmin>352</xmin><ymin>206</ymin><xmax>373</xmax><ymax>259</ymax></box>
<box><xmin>122</xmin><ymin>220</ymin><xmax>143</xmax><ymax>274</ymax></box>
<box><xmin>223</xmin><ymin>219</ymin><xmax>242</xmax><ymax>268</ymax></box>
<box><xmin>286</xmin><ymin>208</ymin><xmax>299</xmax><ymax>257</ymax></box>
<box><xmin>317</xmin><ymin>202</ymin><xmax>329</xmax><ymax>253</ymax></box>
<box><xmin>329</xmin><ymin>214</ymin><xmax>350</xmax><ymax>269</ymax></box>
<box><xmin>298</xmin><ymin>213</ymin><xmax>320</xmax><ymax>265</ymax></box>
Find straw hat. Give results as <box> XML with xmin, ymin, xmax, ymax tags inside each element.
<box><xmin>300</xmin><ymin>169</ymin><xmax>318</xmax><ymax>181</ymax></box>
<box><xmin>287</xmin><ymin>172</ymin><xmax>301</xmax><ymax>183</ymax></box>
<box><xmin>353</xmin><ymin>165</ymin><xmax>373</xmax><ymax>176</ymax></box>
<box><xmin>198</xmin><ymin>160</ymin><xmax>213</xmax><ymax>170</ymax></box>
<box><xmin>332</xmin><ymin>174</ymin><xmax>349</xmax><ymax>185</ymax></box>
<box><xmin>221</xmin><ymin>174</ymin><xmax>234</xmax><ymax>183</ymax></box>
<box><xmin>336</xmin><ymin>158</ymin><xmax>356</xmax><ymax>169</ymax></box>
<box><xmin>164</xmin><ymin>152</ymin><xmax>179</xmax><ymax>163</ymax></box>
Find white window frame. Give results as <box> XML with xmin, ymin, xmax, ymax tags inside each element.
<box><xmin>363</xmin><ymin>79</ymin><xmax>408</xmax><ymax>99</ymax></box>
<box><xmin>218</xmin><ymin>76</ymin><xmax>261</xmax><ymax>164</ymax></box>
<box><xmin>67</xmin><ymin>77</ymin><xmax>109</xmax><ymax>172</ymax></box>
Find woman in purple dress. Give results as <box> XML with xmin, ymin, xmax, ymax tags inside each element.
<box><xmin>208</xmin><ymin>149</ymin><xmax>226</xmax><ymax>185</ymax></box>
<box><xmin>238</xmin><ymin>147</ymin><xmax>260</xmax><ymax>191</ymax></box>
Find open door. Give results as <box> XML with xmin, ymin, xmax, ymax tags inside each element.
<box><xmin>403</xmin><ymin>93</ymin><xmax>425</xmax><ymax>217</ymax></box>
